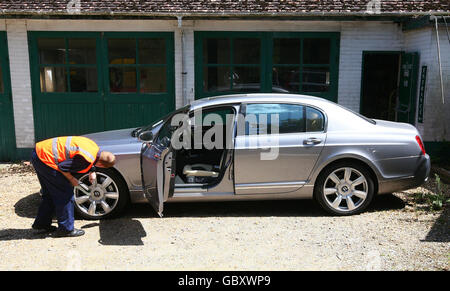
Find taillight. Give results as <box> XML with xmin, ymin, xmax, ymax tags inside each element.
<box><xmin>415</xmin><ymin>135</ymin><xmax>426</xmax><ymax>155</ymax></box>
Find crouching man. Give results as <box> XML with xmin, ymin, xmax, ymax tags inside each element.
<box><xmin>31</xmin><ymin>136</ymin><xmax>115</xmax><ymax>237</ymax></box>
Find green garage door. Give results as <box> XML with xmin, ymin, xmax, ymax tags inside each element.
<box><xmin>28</xmin><ymin>32</ymin><xmax>175</xmax><ymax>142</ymax></box>
<box><xmin>195</xmin><ymin>31</ymin><xmax>340</xmax><ymax>102</ymax></box>
<box><xmin>0</xmin><ymin>32</ymin><xmax>16</xmax><ymax>161</ymax></box>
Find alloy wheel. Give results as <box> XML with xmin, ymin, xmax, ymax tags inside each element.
<box><xmin>74</xmin><ymin>172</ymin><xmax>120</xmax><ymax>217</ymax></box>
<box><xmin>323</xmin><ymin>167</ymin><xmax>368</xmax><ymax>212</ymax></box>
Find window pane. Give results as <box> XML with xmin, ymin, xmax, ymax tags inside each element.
<box><xmin>139</xmin><ymin>38</ymin><xmax>166</xmax><ymax>64</ymax></box>
<box><xmin>303</xmin><ymin>38</ymin><xmax>331</xmax><ymax>64</ymax></box>
<box><xmin>232</xmin><ymin>66</ymin><xmax>260</xmax><ymax>92</ymax></box>
<box><xmin>109</xmin><ymin>67</ymin><xmax>136</xmax><ymax>92</ymax></box>
<box><xmin>273</xmin><ymin>38</ymin><xmax>300</xmax><ymax>64</ymax></box>
<box><xmin>38</xmin><ymin>38</ymin><xmax>66</xmax><ymax>64</ymax></box>
<box><xmin>203</xmin><ymin>66</ymin><xmax>230</xmax><ymax>92</ymax></box>
<box><xmin>108</xmin><ymin>39</ymin><xmax>136</xmax><ymax>64</ymax></box>
<box><xmin>192</xmin><ymin>107</ymin><xmax>234</xmax><ymax>127</ymax></box>
<box><xmin>302</xmin><ymin>67</ymin><xmax>330</xmax><ymax>92</ymax></box>
<box><xmin>140</xmin><ymin>67</ymin><xmax>166</xmax><ymax>93</ymax></box>
<box><xmin>233</xmin><ymin>38</ymin><xmax>260</xmax><ymax>64</ymax></box>
<box><xmin>203</xmin><ymin>38</ymin><xmax>230</xmax><ymax>64</ymax></box>
<box><xmin>40</xmin><ymin>67</ymin><xmax>67</xmax><ymax>92</ymax></box>
<box><xmin>245</xmin><ymin>103</ymin><xmax>305</xmax><ymax>135</ymax></box>
<box><xmin>70</xmin><ymin>67</ymin><xmax>98</xmax><ymax>92</ymax></box>
<box><xmin>68</xmin><ymin>38</ymin><xmax>96</xmax><ymax>64</ymax></box>
<box><xmin>272</xmin><ymin>66</ymin><xmax>299</xmax><ymax>93</ymax></box>
<box><xmin>306</xmin><ymin>107</ymin><xmax>325</xmax><ymax>132</ymax></box>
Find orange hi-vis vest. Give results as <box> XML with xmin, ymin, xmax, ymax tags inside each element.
<box><xmin>35</xmin><ymin>136</ymin><xmax>100</xmax><ymax>173</ymax></box>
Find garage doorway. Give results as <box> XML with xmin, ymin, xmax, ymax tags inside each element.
<box><xmin>360</xmin><ymin>52</ymin><xmax>401</xmax><ymax>121</ymax></box>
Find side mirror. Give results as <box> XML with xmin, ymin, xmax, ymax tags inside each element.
<box><xmin>139</xmin><ymin>131</ymin><xmax>154</xmax><ymax>142</ymax></box>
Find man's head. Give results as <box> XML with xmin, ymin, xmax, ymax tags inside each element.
<box><xmin>95</xmin><ymin>151</ymin><xmax>116</xmax><ymax>168</ymax></box>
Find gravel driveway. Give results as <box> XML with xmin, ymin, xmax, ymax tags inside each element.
<box><xmin>0</xmin><ymin>163</ymin><xmax>448</xmax><ymax>271</ymax></box>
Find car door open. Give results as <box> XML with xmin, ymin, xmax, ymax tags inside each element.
<box><xmin>140</xmin><ymin>112</ymin><xmax>187</xmax><ymax>217</ymax></box>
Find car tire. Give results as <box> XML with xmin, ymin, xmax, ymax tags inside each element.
<box><xmin>73</xmin><ymin>168</ymin><xmax>130</xmax><ymax>220</ymax></box>
<box><xmin>314</xmin><ymin>162</ymin><xmax>374</xmax><ymax>216</ymax></box>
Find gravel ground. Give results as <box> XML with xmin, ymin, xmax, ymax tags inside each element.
<box><xmin>0</xmin><ymin>163</ymin><xmax>448</xmax><ymax>271</ymax></box>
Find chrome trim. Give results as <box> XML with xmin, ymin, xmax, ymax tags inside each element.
<box><xmin>174</xmin><ymin>186</ymin><xmax>208</xmax><ymax>193</ymax></box>
<box><xmin>235</xmin><ymin>181</ymin><xmax>306</xmax><ymax>190</ymax></box>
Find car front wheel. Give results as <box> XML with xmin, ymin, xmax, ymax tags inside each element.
<box><xmin>73</xmin><ymin>168</ymin><xmax>129</xmax><ymax>220</ymax></box>
<box><xmin>314</xmin><ymin>162</ymin><xmax>374</xmax><ymax>215</ymax></box>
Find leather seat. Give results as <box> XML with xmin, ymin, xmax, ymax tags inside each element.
<box><xmin>183</xmin><ymin>164</ymin><xmax>219</xmax><ymax>178</ymax></box>
<box><xmin>182</xmin><ymin>150</ymin><xmax>227</xmax><ymax>179</ymax></box>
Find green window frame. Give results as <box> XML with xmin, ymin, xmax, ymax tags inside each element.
<box><xmin>104</xmin><ymin>32</ymin><xmax>171</xmax><ymax>95</ymax></box>
<box><xmin>195</xmin><ymin>31</ymin><xmax>340</xmax><ymax>102</ymax></box>
<box><xmin>197</xmin><ymin>32</ymin><xmax>266</xmax><ymax>95</ymax></box>
<box><xmin>28</xmin><ymin>31</ymin><xmax>175</xmax><ymax>141</ymax></box>
<box><xmin>31</xmin><ymin>32</ymin><xmax>102</xmax><ymax>96</ymax></box>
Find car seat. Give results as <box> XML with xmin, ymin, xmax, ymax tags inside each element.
<box><xmin>182</xmin><ymin>150</ymin><xmax>228</xmax><ymax>183</ymax></box>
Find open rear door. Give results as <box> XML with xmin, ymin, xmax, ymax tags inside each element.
<box><xmin>140</xmin><ymin>124</ymin><xmax>177</xmax><ymax>217</ymax></box>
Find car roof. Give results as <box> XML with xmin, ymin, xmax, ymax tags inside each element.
<box><xmin>189</xmin><ymin>93</ymin><xmax>334</xmax><ymax>110</ymax></box>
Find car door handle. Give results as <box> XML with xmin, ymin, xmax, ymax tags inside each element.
<box><xmin>303</xmin><ymin>138</ymin><xmax>322</xmax><ymax>145</ymax></box>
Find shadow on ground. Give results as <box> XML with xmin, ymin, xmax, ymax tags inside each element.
<box><xmin>13</xmin><ymin>192</ymin><xmax>41</xmax><ymax>219</ymax></box>
<box><xmin>14</xmin><ymin>191</ymin><xmax>406</xmax><ymax>220</ymax></box>
<box><xmin>422</xmin><ymin>207</ymin><xmax>450</xmax><ymax>243</ymax></box>
<box><xmin>8</xmin><ymin>190</ymin><xmax>449</xmax><ymax>243</ymax></box>
<box><xmin>6</xmin><ymin>192</ymin><xmax>407</xmax><ymax>244</ymax></box>
<box><xmin>96</xmin><ymin>219</ymin><xmax>147</xmax><ymax>246</ymax></box>
<box><xmin>0</xmin><ymin>228</ymin><xmax>52</xmax><ymax>241</ymax></box>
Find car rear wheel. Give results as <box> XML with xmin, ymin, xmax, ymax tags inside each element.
<box><xmin>314</xmin><ymin>162</ymin><xmax>374</xmax><ymax>215</ymax></box>
<box><xmin>73</xmin><ymin>168</ymin><xmax>129</xmax><ymax>220</ymax></box>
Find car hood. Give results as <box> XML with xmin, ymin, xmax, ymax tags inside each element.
<box><xmin>84</xmin><ymin>127</ymin><xmax>139</xmax><ymax>147</ymax></box>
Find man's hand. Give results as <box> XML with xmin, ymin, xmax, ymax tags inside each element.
<box><xmin>69</xmin><ymin>177</ymin><xmax>79</xmax><ymax>187</ymax></box>
<box><xmin>60</xmin><ymin>171</ymin><xmax>79</xmax><ymax>187</ymax></box>
<box><xmin>89</xmin><ymin>172</ymin><xmax>97</xmax><ymax>185</ymax></box>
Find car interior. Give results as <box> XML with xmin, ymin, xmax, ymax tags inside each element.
<box><xmin>173</xmin><ymin>106</ymin><xmax>236</xmax><ymax>188</ymax></box>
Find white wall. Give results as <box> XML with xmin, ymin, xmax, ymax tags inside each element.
<box><xmin>6</xmin><ymin>20</ymin><xmax>35</xmax><ymax>148</ymax></box>
<box><xmin>404</xmin><ymin>26</ymin><xmax>450</xmax><ymax>141</ymax></box>
<box><xmin>337</xmin><ymin>21</ymin><xmax>404</xmax><ymax>111</ymax></box>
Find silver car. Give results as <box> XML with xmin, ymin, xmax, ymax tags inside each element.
<box><xmin>76</xmin><ymin>93</ymin><xmax>430</xmax><ymax>219</ymax></box>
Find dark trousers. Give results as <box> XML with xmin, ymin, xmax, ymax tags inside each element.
<box><xmin>31</xmin><ymin>150</ymin><xmax>75</xmax><ymax>232</ymax></box>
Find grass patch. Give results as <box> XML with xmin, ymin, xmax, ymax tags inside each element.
<box><xmin>409</xmin><ymin>174</ymin><xmax>450</xmax><ymax>211</ymax></box>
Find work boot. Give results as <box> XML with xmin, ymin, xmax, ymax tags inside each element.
<box><xmin>53</xmin><ymin>228</ymin><xmax>85</xmax><ymax>238</ymax></box>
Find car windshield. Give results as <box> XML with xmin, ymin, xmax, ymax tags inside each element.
<box><xmin>133</xmin><ymin>105</ymin><xmax>191</xmax><ymax>137</ymax></box>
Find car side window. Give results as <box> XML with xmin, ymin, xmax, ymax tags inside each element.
<box><xmin>306</xmin><ymin>107</ymin><xmax>325</xmax><ymax>132</ymax></box>
<box><xmin>191</xmin><ymin>107</ymin><xmax>235</xmax><ymax>127</ymax></box>
<box><xmin>155</xmin><ymin>120</ymin><xmax>172</xmax><ymax>147</ymax></box>
<box><xmin>245</xmin><ymin>103</ymin><xmax>305</xmax><ymax>135</ymax></box>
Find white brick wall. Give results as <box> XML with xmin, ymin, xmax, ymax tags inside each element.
<box><xmin>337</xmin><ymin>22</ymin><xmax>404</xmax><ymax>112</ymax></box>
<box><xmin>6</xmin><ymin>20</ymin><xmax>35</xmax><ymax>148</ymax></box>
<box><xmin>404</xmin><ymin>26</ymin><xmax>450</xmax><ymax>141</ymax></box>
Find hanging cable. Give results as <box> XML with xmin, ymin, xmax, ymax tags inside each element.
<box><xmin>433</xmin><ymin>16</ymin><xmax>445</xmax><ymax>105</ymax></box>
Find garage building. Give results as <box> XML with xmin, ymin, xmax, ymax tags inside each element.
<box><xmin>0</xmin><ymin>0</ymin><xmax>448</xmax><ymax>161</ymax></box>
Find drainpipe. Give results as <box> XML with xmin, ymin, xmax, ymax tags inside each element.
<box><xmin>177</xmin><ymin>15</ymin><xmax>188</xmax><ymax>107</ymax></box>
<box><xmin>432</xmin><ymin>15</ymin><xmax>445</xmax><ymax>105</ymax></box>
